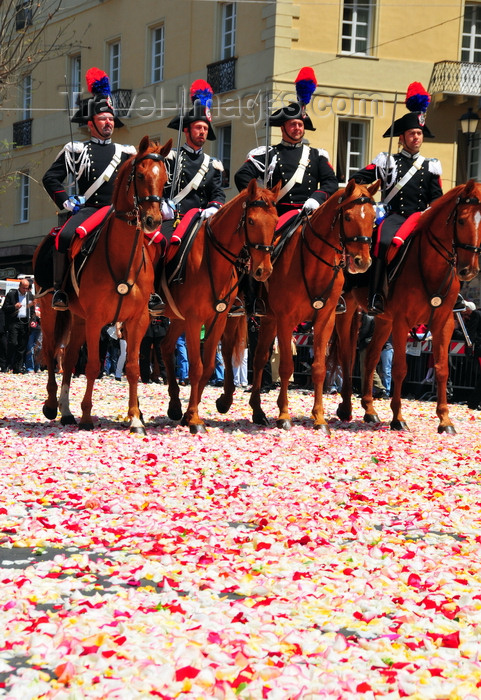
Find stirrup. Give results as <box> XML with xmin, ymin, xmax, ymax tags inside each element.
<box><xmin>52</xmin><ymin>289</ymin><xmax>69</xmax><ymax>311</ymax></box>
<box><xmin>452</xmin><ymin>294</ymin><xmax>466</xmax><ymax>313</ymax></box>
<box><xmin>335</xmin><ymin>295</ymin><xmax>347</xmax><ymax>314</ymax></box>
<box><xmin>148</xmin><ymin>293</ymin><xmax>166</xmax><ymax>316</ymax></box>
<box><xmin>253</xmin><ymin>298</ymin><xmax>267</xmax><ymax>317</ymax></box>
<box><xmin>368</xmin><ymin>293</ymin><xmax>385</xmax><ymax>315</ymax></box>
<box><xmin>228</xmin><ymin>296</ymin><xmax>246</xmax><ymax>317</ymax></box>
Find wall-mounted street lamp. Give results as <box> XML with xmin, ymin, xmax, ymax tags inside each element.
<box><xmin>459</xmin><ymin>107</ymin><xmax>479</xmax><ymax>180</ymax></box>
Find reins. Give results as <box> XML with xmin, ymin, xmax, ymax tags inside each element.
<box><xmin>202</xmin><ymin>194</ymin><xmax>276</xmax><ymax>340</ymax></box>
<box><xmin>106</xmin><ymin>150</ymin><xmax>167</xmax><ymax>323</ymax></box>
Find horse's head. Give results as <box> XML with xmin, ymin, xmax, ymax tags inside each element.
<box><xmin>114</xmin><ymin>135</ymin><xmax>172</xmax><ymax>234</ymax></box>
<box><xmin>327</xmin><ymin>178</ymin><xmax>378</xmax><ymax>274</ymax></box>
<box><xmin>448</xmin><ymin>179</ymin><xmax>481</xmax><ymax>281</ymax></box>
<box><xmin>241</xmin><ymin>179</ymin><xmax>280</xmax><ymax>282</ymax></box>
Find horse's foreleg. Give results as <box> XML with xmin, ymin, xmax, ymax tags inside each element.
<box><xmin>386</xmin><ymin>322</ymin><xmax>409</xmax><ymax>431</ymax></box>
<box><xmin>161</xmin><ymin>323</ymin><xmax>183</xmax><ymax>422</ymax></box>
<box><xmin>431</xmin><ymin>317</ymin><xmax>456</xmax><ymax>434</ymax></box>
<box><xmin>361</xmin><ymin>318</ymin><xmax>393</xmax><ymax>426</ymax></box>
<box><xmin>249</xmin><ymin>317</ymin><xmax>276</xmax><ymax>426</ymax></box>
<box><xmin>58</xmin><ymin>319</ymin><xmax>85</xmax><ymax>426</ymax></box>
<box><xmin>182</xmin><ymin>323</ymin><xmax>206</xmax><ymax>433</ymax></box>
<box><xmin>217</xmin><ymin>317</ymin><xmax>238</xmax><ymax>415</ymax></box>
<box><xmin>124</xmin><ymin>313</ymin><xmax>150</xmax><ymax>434</ymax></box>
<box><xmin>275</xmin><ymin>318</ymin><xmax>298</xmax><ymax>430</ymax></box>
<box><xmin>79</xmin><ymin>322</ymin><xmax>104</xmax><ymax>430</ymax></box>
<box><xmin>310</xmin><ymin>312</ymin><xmax>337</xmax><ymax>434</ymax></box>
<box><xmin>335</xmin><ymin>299</ymin><xmax>358</xmax><ymax>422</ymax></box>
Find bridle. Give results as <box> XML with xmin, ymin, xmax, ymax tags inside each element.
<box><xmin>105</xmin><ymin>150</ymin><xmax>168</xmax><ymax>322</ymax></box>
<box><xmin>115</xmin><ymin>152</ymin><xmax>167</xmax><ymax>228</ymax></box>
<box><xmin>300</xmin><ymin>192</ymin><xmax>375</xmax><ymax>310</ymax></box>
<box><xmin>418</xmin><ymin>192</ymin><xmax>481</xmax><ymax>317</ymax></box>
<box><xmin>202</xmin><ymin>193</ymin><xmax>276</xmax><ymax>337</ymax></box>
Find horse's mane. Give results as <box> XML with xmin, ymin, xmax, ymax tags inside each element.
<box><xmin>416</xmin><ymin>182</ymin><xmax>479</xmax><ymax>231</ymax></box>
<box><xmin>211</xmin><ymin>183</ymin><xmax>277</xmax><ymax>226</ymax></box>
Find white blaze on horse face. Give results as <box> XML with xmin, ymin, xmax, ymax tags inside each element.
<box><xmin>474</xmin><ymin>209</ymin><xmax>481</xmax><ymax>237</ymax></box>
<box><xmin>152</xmin><ymin>164</ymin><xmax>160</xmax><ymax>176</ymax></box>
<box><xmin>360</xmin><ymin>205</ymin><xmax>366</xmax><ymax>219</ymax></box>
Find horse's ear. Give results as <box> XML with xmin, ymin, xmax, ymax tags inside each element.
<box><xmin>368</xmin><ymin>179</ymin><xmax>381</xmax><ymax>197</ymax></box>
<box><xmin>270</xmin><ymin>181</ymin><xmax>282</xmax><ymax>199</ymax></box>
<box><xmin>345</xmin><ymin>179</ymin><xmax>356</xmax><ymax>197</ymax></box>
<box><xmin>161</xmin><ymin>138</ymin><xmax>173</xmax><ymax>158</ymax></box>
<box><xmin>247</xmin><ymin>178</ymin><xmax>258</xmax><ymax>199</ymax></box>
<box><xmin>138</xmin><ymin>135</ymin><xmax>150</xmax><ymax>154</ymax></box>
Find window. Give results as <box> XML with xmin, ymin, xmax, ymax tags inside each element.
<box><xmin>18</xmin><ymin>172</ymin><xmax>30</xmax><ymax>223</ymax></box>
<box><xmin>151</xmin><ymin>26</ymin><xmax>164</xmax><ymax>83</ymax></box>
<box><xmin>16</xmin><ymin>1</ymin><xmax>33</xmax><ymax>31</ymax></box>
<box><xmin>22</xmin><ymin>74</ymin><xmax>32</xmax><ymax>120</ymax></box>
<box><xmin>336</xmin><ymin>120</ymin><xmax>368</xmax><ymax>185</ymax></box>
<box><xmin>462</xmin><ymin>4</ymin><xmax>481</xmax><ymax>62</ymax></box>
<box><xmin>70</xmin><ymin>55</ymin><xmax>82</xmax><ymax>109</ymax></box>
<box><xmin>341</xmin><ymin>0</ymin><xmax>374</xmax><ymax>55</ymax></box>
<box><xmin>109</xmin><ymin>42</ymin><xmax>121</xmax><ymax>91</ymax></box>
<box><xmin>217</xmin><ymin>125</ymin><xmax>232</xmax><ymax>187</ymax></box>
<box><xmin>221</xmin><ymin>3</ymin><xmax>236</xmax><ymax>59</ymax></box>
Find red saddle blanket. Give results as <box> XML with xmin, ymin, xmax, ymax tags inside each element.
<box><xmin>164</xmin><ymin>209</ymin><xmax>201</xmax><ymax>265</ymax></box>
<box><xmin>374</xmin><ymin>212</ymin><xmax>422</xmax><ymax>265</ymax></box>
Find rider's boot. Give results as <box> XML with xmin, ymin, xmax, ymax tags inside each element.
<box><xmin>368</xmin><ymin>257</ymin><xmax>386</xmax><ymax>315</ymax></box>
<box><xmin>335</xmin><ymin>295</ymin><xmax>347</xmax><ymax>314</ymax></box>
<box><xmin>51</xmin><ymin>250</ymin><xmax>69</xmax><ymax>311</ymax></box>
<box><xmin>453</xmin><ymin>294</ymin><xmax>466</xmax><ymax>313</ymax></box>
<box><xmin>149</xmin><ymin>257</ymin><xmax>166</xmax><ymax>316</ymax></box>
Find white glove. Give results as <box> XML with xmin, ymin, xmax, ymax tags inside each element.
<box><xmin>63</xmin><ymin>195</ymin><xmax>85</xmax><ymax>213</ymax></box>
<box><xmin>200</xmin><ymin>206</ymin><xmax>219</xmax><ymax>220</ymax></box>
<box><xmin>161</xmin><ymin>199</ymin><xmax>175</xmax><ymax>221</ymax></box>
<box><xmin>302</xmin><ymin>198</ymin><xmax>320</xmax><ymax>215</ymax></box>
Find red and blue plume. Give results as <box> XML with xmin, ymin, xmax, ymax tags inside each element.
<box><xmin>295</xmin><ymin>67</ymin><xmax>317</xmax><ymax>106</ymax></box>
<box><xmin>190</xmin><ymin>79</ymin><xmax>213</xmax><ymax>106</ymax></box>
<box><xmin>405</xmin><ymin>82</ymin><xmax>430</xmax><ymax>113</ymax></box>
<box><xmin>86</xmin><ymin>67</ymin><xmax>111</xmax><ymax>96</ymax></box>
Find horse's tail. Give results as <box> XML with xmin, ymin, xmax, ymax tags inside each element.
<box><xmin>232</xmin><ymin>315</ymin><xmax>248</xmax><ymax>368</ymax></box>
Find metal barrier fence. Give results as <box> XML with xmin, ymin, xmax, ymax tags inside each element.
<box><xmin>290</xmin><ymin>334</ymin><xmax>478</xmax><ymax>400</ymax></box>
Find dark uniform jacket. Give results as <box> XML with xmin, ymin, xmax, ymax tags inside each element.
<box><xmin>165</xmin><ymin>145</ymin><xmax>225</xmax><ymax>216</ymax></box>
<box><xmin>234</xmin><ymin>141</ymin><xmax>338</xmax><ymax>215</ymax></box>
<box><xmin>3</xmin><ymin>288</ymin><xmax>35</xmax><ymax>326</ymax></box>
<box><xmin>42</xmin><ymin>138</ymin><xmax>136</xmax><ymax>210</ymax></box>
<box><xmin>353</xmin><ymin>150</ymin><xmax>443</xmax><ymax>218</ymax></box>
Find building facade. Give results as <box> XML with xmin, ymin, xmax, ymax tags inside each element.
<box><xmin>0</xmin><ymin>0</ymin><xmax>480</xmax><ymax>298</ymax></box>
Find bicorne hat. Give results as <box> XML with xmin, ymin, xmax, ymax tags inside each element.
<box><xmin>383</xmin><ymin>82</ymin><xmax>434</xmax><ymax>138</ymax></box>
<box><xmin>71</xmin><ymin>67</ymin><xmax>124</xmax><ymax>128</ymax></box>
<box><xmin>168</xmin><ymin>80</ymin><xmax>216</xmax><ymax>141</ymax></box>
<box><xmin>269</xmin><ymin>67</ymin><xmax>317</xmax><ymax>131</ymax></box>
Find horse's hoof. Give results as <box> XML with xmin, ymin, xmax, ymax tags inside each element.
<box><xmin>168</xmin><ymin>406</ymin><xmax>183</xmax><ymax>421</ymax></box>
<box><xmin>216</xmin><ymin>396</ymin><xmax>232</xmax><ymax>414</ymax></box>
<box><xmin>252</xmin><ymin>411</ymin><xmax>269</xmax><ymax>426</ymax></box>
<box><xmin>189</xmin><ymin>423</ymin><xmax>206</xmax><ymax>434</ymax></box>
<box><xmin>438</xmin><ymin>424</ymin><xmax>456</xmax><ymax>435</ymax></box>
<box><xmin>336</xmin><ymin>407</ymin><xmax>352</xmax><ymax>422</ymax></box>
<box><xmin>78</xmin><ymin>422</ymin><xmax>94</xmax><ymax>431</ymax></box>
<box><xmin>276</xmin><ymin>418</ymin><xmax>292</xmax><ymax>431</ymax></box>
<box><xmin>43</xmin><ymin>405</ymin><xmax>57</xmax><ymax>420</ymax></box>
<box><xmin>130</xmin><ymin>425</ymin><xmax>147</xmax><ymax>435</ymax></box>
<box><xmin>60</xmin><ymin>415</ymin><xmax>77</xmax><ymax>426</ymax></box>
<box><xmin>314</xmin><ymin>423</ymin><xmax>331</xmax><ymax>435</ymax></box>
<box><xmin>363</xmin><ymin>413</ymin><xmax>380</xmax><ymax>424</ymax></box>
<box><xmin>390</xmin><ymin>420</ymin><xmax>409</xmax><ymax>431</ymax></box>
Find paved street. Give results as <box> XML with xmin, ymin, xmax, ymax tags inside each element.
<box><xmin>1</xmin><ymin>372</ymin><xmax>480</xmax><ymax>698</ymax></box>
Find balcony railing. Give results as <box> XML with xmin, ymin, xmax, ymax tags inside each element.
<box><xmin>429</xmin><ymin>60</ymin><xmax>481</xmax><ymax>97</ymax></box>
<box><xmin>13</xmin><ymin>118</ymin><xmax>32</xmax><ymax>147</ymax></box>
<box><xmin>207</xmin><ymin>57</ymin><xmax>236</xmax><ymax>94</ymax></box>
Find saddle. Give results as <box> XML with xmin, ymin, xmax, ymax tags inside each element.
<box><xmin>271</xmin><ymin>210</ymin><xmax>303</xmax><ymax>263</ymax></box>
<box><xmin>163</xmin><ymin>209</ymin><xmax>203</xmax><ymax>285</ymax></box>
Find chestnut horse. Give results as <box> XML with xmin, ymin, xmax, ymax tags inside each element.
<box><xmin>334</xmin><ymin>179</ymin><xmax>481</xmax><ymax>434</ymax></box>
<box><xmin>219</xmin><ymin>179</ymin><xmax>380</xmax><ymax>433</ymax></box>
<box><xmin>159</xmin><ymin>179</ymin><xmax>280</xmax><ymax>433</ymax></box>
<box><xmin>33</xmin><ymin>136</ymin><xmax>171</xmax><ymax>433</ymax></box>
